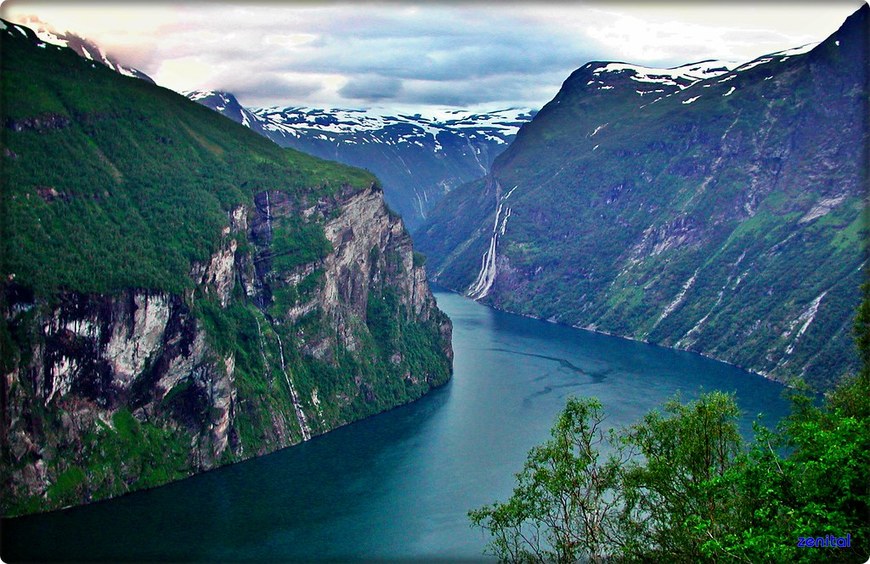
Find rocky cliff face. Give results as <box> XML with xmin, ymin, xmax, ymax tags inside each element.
<box><xmin>0</xmin><ymin>20</ymin><xmax>452</xmax><ymax>516</ymax></box>
<box><xmin>2</xmin><ymin>183</ymin><xmax>451</xmax><ymax>516</ymax></box>
<box><xmin>417</xmin><ymin>6</ymin><xmax>868</xmax><ymax>390</ymax></box>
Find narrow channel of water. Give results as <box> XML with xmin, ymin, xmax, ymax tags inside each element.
<box><xmin>1</xmin><ymin>290</ymin><xmax>791</xmax><ymax>561</ymax></box>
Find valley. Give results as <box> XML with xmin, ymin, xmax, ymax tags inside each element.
<box><xmin>184</xmin><ymin>91</ymin><xmax>535</xmax><ymax>230</ymax></box>
<box><xmin>0</xmin><ymin>3</ymin><xmax>867</xmax><ymax>561</ymax></box>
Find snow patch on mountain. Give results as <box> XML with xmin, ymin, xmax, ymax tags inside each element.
<box><xmin>21</xmin><ymin>17</ymin><xmax>154</xmax><ymax>83</ymax></box>
<box><xmin>592</xmin><ymin>59</ymin><xmax>741</xmax><ymax>90</ymax></box>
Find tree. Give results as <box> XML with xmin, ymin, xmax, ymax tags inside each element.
<box><xmin>471</xmin><ymin>281</ymin><xmax>870</xmax><ymax>562</ymax></box>
<box><xmin>469</xmin><ymin>397</ymin><xmax>629</xmax><ymax>562</ymax></box>
<box><xmin>616</xmin><ymin>392</ymin><xmax>744</xmax><ymax>561</ymax></box>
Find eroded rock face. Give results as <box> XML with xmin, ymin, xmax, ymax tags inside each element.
<box><xmin>319</xmin><ymin>186</ymin><xmax>439</xmax><ymax>349</ymax></box>
<box><xmin>1</xmin><ymin>184</ymin><xmax>452</xmax><ymax>516</ymax></box>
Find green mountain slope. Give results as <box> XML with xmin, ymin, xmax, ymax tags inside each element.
<box><xmin>417</xmin><ymin>6</ymin><xmax>868</xmax><ymax>390</ymax></box>
<box><xmin>1</xmin><ymin>21</ymin><xmax>374</xmax><ymax>295</ymax></box>
<box><xmin>0</xmin><ymin>20</ymin><xmax>452</xmax><ymax>516</ymax></box>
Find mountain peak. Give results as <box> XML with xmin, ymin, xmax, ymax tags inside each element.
<box><xmin>7</xmin><ymin>16</ymin><xmax>155</xmax><ymax>83</ymax></box>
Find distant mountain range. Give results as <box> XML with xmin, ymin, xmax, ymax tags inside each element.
<box><xmin>183</xmin><ymin>91</ymin><xmax>535</xmax><ymax>229</ymax></box>
<box><xmin>416</xmin><ymin>5</ymin><xmax>868</xmax><ymax>390</ymax></box>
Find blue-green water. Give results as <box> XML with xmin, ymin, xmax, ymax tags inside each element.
<box><xmin>1</xmin><ymin>290</ymin><xmax>790</xmax><ymax>561</ymax></box>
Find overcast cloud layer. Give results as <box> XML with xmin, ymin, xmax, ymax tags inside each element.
<box><xmin>3</xmin><ymin>1</ymin><xmax>864</xmax><ymax>111</ymax></box>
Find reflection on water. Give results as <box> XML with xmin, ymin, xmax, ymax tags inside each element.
<box><xmin>1</xmin><ymin>290</ymin><xmax>790</xmax><ymax>561</ymax></box>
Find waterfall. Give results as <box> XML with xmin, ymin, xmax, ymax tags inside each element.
<box><xmin>274</xmin><ymin>329</ymin><xmax>312</xmax><ymax>441</ymax></box>
<box><xmin>254</xmin><ymin>316</ymin><xmax>271</xmax><ymax>380</ymax></box>
<box><xmin>264</xmin><ymin>191</ymin><xmax>272</xmax><ymax>233</ymax></box>
<box><xmin>467</xmin><ymin>185</ymin><xmax>518</xmax><ymax>300</ymax></box>
<box><xmin>467</xmin><ymin>203</ymin><xmax>502</xmax><ymax>300</ymax></box>
<box><xmin>258</xmin><ymin>190</ymin><xmax>311</xmax><ymax>441</ymax></box>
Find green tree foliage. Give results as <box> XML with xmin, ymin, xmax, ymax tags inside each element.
<box><xmin>618</xmin><ymin>392</ymin><xmax>743</xmax><ymax>561</ymax></box>
<box><xmin>469</xmin><ymin>398</ymin><xmax>629</xmax><ymax>562</ymax></box>
<box><xmin>853</xmin><ymin>282</ymin><xmax>870</xmax><ymax>380</ymax></box>
<box><xmin>472</xmin><ymin>286</ymin><xmax>870</xmax><ymax>562</ymax></box>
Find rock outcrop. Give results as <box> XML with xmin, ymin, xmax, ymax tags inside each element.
<box><xmin>1</xmin><ymin>183</ymin><xmax>452</xmax><ymax>516</ymax></box>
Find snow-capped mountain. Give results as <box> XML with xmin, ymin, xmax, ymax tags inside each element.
<box><xmin>185</xmin><ymin>89</ymin><xmax>535</xmax><ymax>229</ymax></box>
<box><xmin>570</xmin><ymin>46</ymin><xmax>817</xmax><ymax>107</ymax></box>
<box><xmin>251</xmin><ymin>106</ymin><xmax>530</xmax><ymax>151</ymax></box>
<box><xmin>184</xmin><ymin>90</ymin><xmax>263</xmax><ymax>132</ymax></box>
<box><xmin>16</xmin><ymin>17</ymin><xmax>155</xmax><ymax>83</ymax></box>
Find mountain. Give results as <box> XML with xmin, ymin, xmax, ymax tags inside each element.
<box><xmin>184</xmin><ymin>90</ymin><xmax>265</xmax><ymax>134</ymax></box>
<box><xmin>184</xmin><ymin>90</ymin><xmax>535</xmax><ymax>230</ymax></box>
<box><xmin>0</xmin><ymin>19</ymin><xmax>452</xmax><ymax>516</ymax></box>
<box><xmin>12</xmin><ymin>16</ymin><xmax>155</xmax><ymax>83</ymax></box>
<box><xmin>417</xmin><ymin>5</ymin><xmax>868</xmax><ymax>390</ymax></box>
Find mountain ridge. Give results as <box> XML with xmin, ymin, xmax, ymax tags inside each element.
<box><xmin>10</xmin><ymin>16</ymin><xmax>155</xmax><ymax>83</ymax></box>
<box><xmin>417</xmin><ymin>4</ymin><xmax>868</xmax><ymax>390</ymax></box>
<box><xmin>184</xmin><ymin>90</ymin><xmax>536</xmax><ymax>229</ymax></box>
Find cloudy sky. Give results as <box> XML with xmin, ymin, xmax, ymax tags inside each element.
<box><xmin>2</xmin><ymin>1</ymin><xmax>864</xmax><ymax>111</ymax></box>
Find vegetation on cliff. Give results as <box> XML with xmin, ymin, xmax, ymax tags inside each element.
<box><xmin>419</xmin><ymin>5</ymin><xmax>868</xmax><ymax>390</ymax></box>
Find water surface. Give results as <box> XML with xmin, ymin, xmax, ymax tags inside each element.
<box><xmin>1</xmin><ymin>290</ymin><xmax>790</xmax><ymax>561</ymax></box>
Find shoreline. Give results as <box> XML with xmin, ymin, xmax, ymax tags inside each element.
<box><xmin>430</xmin><ymin>283</ymin><xmax>794</xmax><ymax>390</ymax></box>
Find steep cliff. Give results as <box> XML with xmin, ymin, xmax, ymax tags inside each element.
<box><xmin>417</xmin><ymin>6</ymin><xmax>868</xmax><ymax>390</ymax></box>
<box><xmin>0</xmin><ymin>20</ymin><xmax>452</xmax><ymax>516</ymax></box>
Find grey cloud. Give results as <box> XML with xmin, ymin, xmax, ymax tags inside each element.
<box><xmin>397</xmin><ymin>71</ymin><xmax>567</xmax><ymax>108</ymax></box>
<box><xmin>23</xmin><ymin>3</ymin><xmax>855</xmax><ymax>110</ymax></box>
<box><xmin>339</xmin><ymin>75</ymin><xmax>403</xmax><ymax>101</ymax></box>
<box><xmin>159</xmin><ymin>5</ymin><xmax>594</xmax><ymax>78</ymax></box>
<box><xmin>214</xmin><ymin>74</ymin><xmax>324</xmax><ymax>107</ymax></box>
<box><xmin>70</xmin><ymin>4</ymin><xmax>607</xmax><ymax>108</ymax></box>
<box><xmin>275</xmin><ymin>28</ymin><xmax>592</xmax><ymax>82</ymax></box>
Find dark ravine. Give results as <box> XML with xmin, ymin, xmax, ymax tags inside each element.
<box><xmin>417</xmin><ymin>5</ymin><xmax>868</xmax><ymax>391</ymax></box>
<box><xmin>0</xmin><ymin>20</ymin><xmax>452</xmax><ymax>516</ymax></box>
